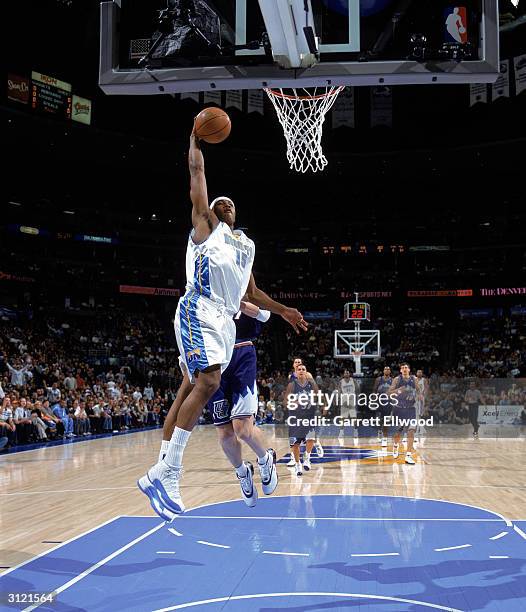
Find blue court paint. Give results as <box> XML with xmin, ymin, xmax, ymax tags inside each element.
<box><xmin>1</xmin><ymin>496</ymin><xmax>525</xmax><ymax>611</ymax></box>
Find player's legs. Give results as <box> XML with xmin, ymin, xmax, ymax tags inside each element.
<box><xmin>138</xmin><ymin>365</ymin><xmax>221</xmax><ymax>517</ymax></box>
<box><xmin>303</xmin><ymin>437</ymin><xmax>315</xmax><ymax>471</ymax></box>
<box><xmin>159</xmin><ymin>373</ymin><xmax>194</xmax><ymax>461</ymax></box>
<box><xmin>233</xmin><ymin>417</ymin><xmax>267</xmax><ymax>458</ymax></box>
<box><xmin>217</xmin><ymin>421</ymin><xmax>258</xmax><ymax>507</ymax></box>
<box><xmin>290</xmin><ymin>439</ymin><xmax>303</xmax><ymax>475</ymax></box>
<box><xmin>228</xmin><ymin>346</ymin><xmax>277</xmax><ymax>494</ymax></box>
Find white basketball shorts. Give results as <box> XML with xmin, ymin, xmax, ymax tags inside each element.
<box><xmin>174</xmin><ymin>292</ymin><xmax>236</xmax><ymax>384</ymax></box>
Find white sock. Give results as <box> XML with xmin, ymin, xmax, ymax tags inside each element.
<box><xmin>305</xmin><ymin>452</ymin><xmax>310</xmax><ymax>460</ymax></box>
<box><xmin>257</xmin><ymin>450</ymin><xmax>269</xmax><ymax>465</ymax></box>
<box><xmin>235</xmin><ymin>462</ymin><xmax>248</xmax><ymax>477</ymax></box>
<box><xmin>164</xmin><ymin>427</ymin><xmax>191</xmax><ymax>468</ymax></box>
<box><xmin>159</xmin><ymin>439</ymin><xmax>170</xmax><ymax>462</ymax></box>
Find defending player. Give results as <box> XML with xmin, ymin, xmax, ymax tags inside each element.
<box><xmin>138</xmin><ymin>126</ymin><xmax>307</xmax><ymax>520</ymax></box>
<box><xmin>285</xmin><ymin>364</ymin><xmax>320</xmax><ymax>476</ymax></box>
<box><xmin>373</xmin><ymin>366</ymin><xmax>394</xmax><ymax>448</ymax></box>
<box><xmin>339</xmin><ymin>369</ymin><xmax>359</xmax><ymax>446</ymax></box>
<box><xmin>286</xmin><ymin>357</ymin><xmax>324</xmax><ymax>465</ymax></box>
<box><xmin>389</xmin><ymin>363</ymin><xmax>417</xmax><ymax>465</ymax></box>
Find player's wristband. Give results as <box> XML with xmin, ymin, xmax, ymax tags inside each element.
<box><xmin>256</xmin><ymin>309</ymin><xmax>271</xmax><ymax>323</ymax></box>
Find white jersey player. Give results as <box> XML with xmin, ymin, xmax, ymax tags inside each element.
<box><xmin>414</xmin><ymin>369</ymin><xmax>427</xmax><ymax>443</ymax></box>
<box><xmin>339</xmin><ymin>369</ymin><xmax>359</xmax><ymax>446</ymax></box>
<box><xmin>139</xmin><ymin>125</ymin><xmax>308</xmax><ymax>521</ymax></box>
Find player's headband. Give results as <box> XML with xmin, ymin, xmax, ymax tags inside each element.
<box><xmin>210</xmin><ymin>196</ymin><xmax>235</xmax><ymax>210</ymax></box>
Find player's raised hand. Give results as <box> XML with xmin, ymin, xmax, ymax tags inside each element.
<box><xmin>281</xmin><ymin>307</ymin><xmax>308</xmax><ymax>334</ymax></box>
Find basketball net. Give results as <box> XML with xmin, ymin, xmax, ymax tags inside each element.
<box><xmin>264</xmin><ymin>86</ymin><xmax>345</xmax><ymax>173</ymax></box>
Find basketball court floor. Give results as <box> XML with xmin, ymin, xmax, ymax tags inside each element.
<box><xmin>2</xmin><ymin>426</ymin><xmax>526</xmax><ymax>611</ymax></box>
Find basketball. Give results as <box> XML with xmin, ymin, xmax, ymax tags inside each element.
<box><xmin>194</xmin><ymin>107</ymin><xmax>231</xmax><ymax>143</ymax></box>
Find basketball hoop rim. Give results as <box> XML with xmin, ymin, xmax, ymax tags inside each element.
<box><xmin>264</xmin><ymin>86</ymin><xmax>344</xmax><ymax>101</ymax></box>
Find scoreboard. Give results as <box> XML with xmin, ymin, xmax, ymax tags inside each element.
<box><xmin>344</xmin><ymin>302</ymin><xmax>371</xmax><ymax>322</ymax></box>
<box><xmin>31</xmin><ymin>72</ymin><xmax>72</xmax><ymax>120</ymax></box>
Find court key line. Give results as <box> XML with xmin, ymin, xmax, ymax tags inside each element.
<box><xmin>489</xmin><ymin>531</ymin><xmax>509</xmax><ymax>540</ymax></box>
<box><xmin>153</xmin><ymin>591</ymin><xmax>463</xmax><ymax>612</ymax></box>
<box><xmin>513</xmin><ymin>524</ymin><xmax>526</xmax><ymax>540</ymax></box>
<box><xmin>434</xmin><ymin>544</ymin><xmax>472</xmax><ymax>552</ymax></box>
<box><xmin>351</xmin><ymin>552</ymin><xmax>400</xmax><ymax>557</ymax></box>
<box><xmin>176</xmin><ymin>515</ymin><xmax>507</xmax><ymax>522</ymax></box>
<box><xmin>263</xmin><ymin>551</ymin><xmax>310</xmax><ymax>557</ymax></box>
<box><xmin>197</xmin><ymin>541</ymin><xmax>231</xmax><ymax>549</ymax></box>
<box><xmin>21</xmin><ymin>521</ymin><xmax>165</xmax><ymax>612</ymax></box>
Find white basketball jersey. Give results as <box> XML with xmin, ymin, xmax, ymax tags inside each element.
<box><xmin>340</xmin><ymin>378</ymin><xmax>356</xmax><ymax>404</ymax></box>
<box><xmin>185</xmin><ymin>222</ymin><xmax>255</xmax><ymax>316</ymax></box>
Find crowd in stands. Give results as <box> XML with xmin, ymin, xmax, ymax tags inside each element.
<box><xmin>0</xmin><ymin>307</ymin><xmax>525</xmax><ymax>448</ymax></box>
<box><xmin>0</xmin><ymin>310</ymin><xmax>179</xmax><ymax>449</ymax></box>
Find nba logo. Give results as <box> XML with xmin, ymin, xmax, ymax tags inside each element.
<box><xmin>444</xmin><ymin>7</ymin><xmax>468</xmax><ymax>44</ymax></box>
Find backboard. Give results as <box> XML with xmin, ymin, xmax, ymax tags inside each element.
<box><xmin>100</xmin><ymin>0</ymin><xmax>500</xmax><ymax>96</ymax></box>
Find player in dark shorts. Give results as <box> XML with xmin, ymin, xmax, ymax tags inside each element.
<box><xmin>208</xmin><ymin>301</ymin><xmax>279</xmax><ymax>507</ymax></box>
<box><xmin>287</xmin><ymin>357</ymin><xmax>324</xmax><ymax>462</ymax></box>
<box><xmin>389</xmin><ymin>363</ymin><xmax>417</xmax><ymax>464</ymax></box>
<box><xmin>285</xmin><ymin>364</ymin><xmax>321</xmax><ymax>476</ymax></box>
<box><xmin>373</xmin><ymin>366</ymin><xmax>393</xmax><ymax>448</ymax></box>
<box><xmin>464</xmin><ymin>381</ymin><xmax>484</xmax><ymax>439</ymax></box>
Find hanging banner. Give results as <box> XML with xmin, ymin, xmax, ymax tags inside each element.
<box><xmin>72</xmin><ymin>95</ymin><xmax>92</xmax><ymax>125</ymax></box>
<box><xmin>247</xmin><ymin>90</ymin><xmax>264</xmax><ymax>114</ymax></box>
<box><xmin>469</xmin><ymin>83</ymin><xmax>488</xmax><ymax>106</ymax></box>
<box><xmin>478</xmin><ymin>405</ymin><xmax>523</xmax><ymax>425</ymax></box>
<box><xmin>370</xmin><ymin>86</ymin><xmax>392</xmax><ymax>127</ymax></box>
<box><xmin>514</xmin><ymin>54</ymin><xmax>526</xmax><ymax>96</ymax></box>
<box><xmin>180</xmin><ymin>92</ymin><xmax>201</xmax><ymax>103</ymax></box>
<box><xmin>7</xmin><ymin>74</ymin><xmax>30</xmax><ymax>104</ymax></box>
<box><xmin>332</xmin><ymin>87</ymin><xmax>355</xmax><ymax>128</ymax></box>
<box><xmin>225</xmin><ymin>90</ymin><xmax>243</xmax><ymax>110</ymax></box>
<box><xmin>491</xmin><ymin>60</ymin><xmax>510</xmax><ymax>101</ymax></box>
<box><xmin>203</xmin><ymin>90</ymin><xmax>221</xmax><ymax>105</ymax></box>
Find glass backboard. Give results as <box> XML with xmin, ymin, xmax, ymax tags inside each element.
<box><xmin>100</xmin><ymin>0</ymin><xmax>499</xmax><ymax>95</ymax></box>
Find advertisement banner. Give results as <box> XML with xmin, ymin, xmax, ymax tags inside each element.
<box><xmin>72</xmin><ymin>95</ymin><xmax>92</xmax><ymax>125</ymax></box>
<box><xmin>120</xmin><ymin>285</ymin><xmax>180</xmax><ymax>297</ymax></box>
<box><xmin>7</xmin><ymin>74</ymin><xmax>30</xmax><ymax>104</ymax></box>
<box><xmin>478</xmin><ymin>405</ymin><xmax>523</xmax><ymax>425</ymax></box>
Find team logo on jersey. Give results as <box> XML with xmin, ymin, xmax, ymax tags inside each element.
<box><xmin>212</xmin><ymin>399</ymin><xmax>229</xmax><ymax>420</ymax></box>
<box><xmin>444</xmin><ymin>6</ymin><xmax>468</xmax><ymax>44</ymax></box>
<box><xmin>186</xmin><ymin>348</ymin><xmax>201</xmax><ymax>362</ymax></box>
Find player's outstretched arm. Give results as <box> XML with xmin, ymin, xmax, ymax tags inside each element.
<box><xmin>245</xmin><ymin>274</ymin><xmax>308</xmax><ymax>334</ymax></box>
<box><xmin>189</xmin><ymin>127</ymin><xmax>217</xmax><ymax>243</ymax></box>
<box><xmin>240</xmin><ymin>301</ymin><xmax>271</xmax><ymax>322</ymax></box>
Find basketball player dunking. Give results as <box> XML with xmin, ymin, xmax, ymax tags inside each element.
<box><xmin>138</xmin><ymin>126</ymin><xmax>307</xmax><ymax>520</ymax></box>
<box><xmin>389</xmin><ymin>362</ymin><xmax>417</xmax><ymax>465</ymax></box>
